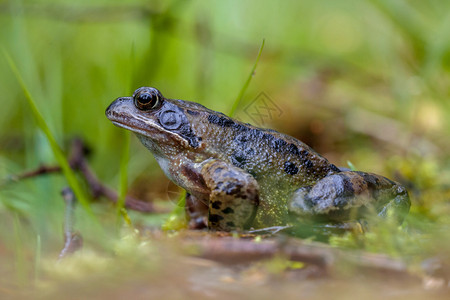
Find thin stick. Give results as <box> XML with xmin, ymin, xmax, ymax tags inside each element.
<box><xmin>58</xmin><ymin>188</ymin><xmax>82</xmax><ymax>259</ymax></box>
<box><xmin>1</xmin><ymin>139</ymin><xmax>159</xmax><ymax>213</ymax></box>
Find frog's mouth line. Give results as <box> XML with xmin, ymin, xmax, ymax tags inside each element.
<box><xmin>110</xmin><ymin>119</ymin><xmax>190</xmax><ymax>147</ymax></box>
<box><xmin>106</xmin><ymin>108</ymin><xmax>164</xmax><ymax>137</ymax></box>
<box><xmin>110</xmin><ymin>120</ymin><xmax>151</xmax><ymax>137</ymax></box>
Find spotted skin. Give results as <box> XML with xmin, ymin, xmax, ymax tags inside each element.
<box><xmin>202</xmin><ymin>159</ymin><xmax>259</xmax><ymax>230</ymax></box>
<box><xmin>106</xmin><ymin>87</ymin><xmax>411</xmax><ymax>231</ymax></box>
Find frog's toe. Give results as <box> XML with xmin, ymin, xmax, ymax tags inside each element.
<box><xmin>188</xmin><ymin>216</ymin><xmax>208</xmax><ymax>229</ymax></box>
<box><xmin>288</xmin><ymin>186</ymin><xmax>313</xmax><ymax>215</ymax></box>
<box><xmin>377</xmin><ymin>185</ymin><xmax>410</xmax><ymax>223</ymax></box>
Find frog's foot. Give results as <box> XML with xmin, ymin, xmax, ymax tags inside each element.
<box><xmin>375</xmin><ymin>184</ymin><xmax>410</xmax><ymax>223</ymax></box>
<box><xmin>201</xmin><ymin>159</ymin><xmax>259</xmax><ymax>231</ymax></box>
<box><xmin>185</xmin><ymin>193</ymin><xmax>208</xmax><ymax>229</ymax></box>
<box><xmin>289</xmin><ymin>171</ymin><xmax>410</xmax><ymax>224</ymax></box>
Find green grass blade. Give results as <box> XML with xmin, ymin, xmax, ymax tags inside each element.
<box><xmin>162</xmin><ymin>192</ymin><xmax>187</xmax><ymax>231</ymax></box>
<box><xmin>3</xmin><ymin>49</ymin><xmax>94</xmax><ymax>217</ymax></box>
<box><xmin>347</xmin><ymin>161</ymin><xmax>357</xmax><ymax>171</ymax></box>
<box><xmin>116</xmin><ymin>44</ymin><xmax>135</xmax><ymax>224</ymax></box>
<box><xmin>228</xmin><ymin>39</ymin><xmax>265</xmax><ymax>117</ymax></box>
<box><xmin>116</xmin><ymin>131</ymin><xmax>130</xmax><ymax>221</ymax></box>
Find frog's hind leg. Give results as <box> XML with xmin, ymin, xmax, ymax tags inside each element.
<box><xmin>201</xmin><ymin>160</ymin><xmax>260</xmax><ymax>231</ymax></box>
<box><xmin>289</xmin><ymin>171</ymin><xmax>410</xmax><ymax>224</ymax></box>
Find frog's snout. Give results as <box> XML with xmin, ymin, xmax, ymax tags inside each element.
<box><xmin>105</xmin><ymin>101</ymin><xmax>115</xmax><ymax>118</ymax></box>
<box><xmin>105</xmin><ymin>97</ymin><xmax>132</xmax><ymax>121</ymax></box>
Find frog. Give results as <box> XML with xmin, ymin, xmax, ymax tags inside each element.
<box><xmin>105</xmin><ymin>87</ymin><xmax>410</xmax><ymax>231</ymax></box>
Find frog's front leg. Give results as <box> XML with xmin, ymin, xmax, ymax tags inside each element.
<box><xmin>289</xmin><ymin>171</ymin><xmax>410</xmax><ymax>224</ymax></box>
<box><xmin>201</xmin><ymin>159</ymin><xmax>260</xmax><ymax>231</ymax></box>
<box><xmin>185</xmin><ymin>192</ymin><xmax>208</xmax><ymax>229</ymax></box>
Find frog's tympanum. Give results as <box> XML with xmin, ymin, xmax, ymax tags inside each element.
<box><xmin>106</xmin><ymin>87</ymin><xmax>410</xmax><ymax>231</ymax></box>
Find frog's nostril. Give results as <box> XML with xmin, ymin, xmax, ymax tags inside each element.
<box><xmin>105</xmin><ymin>100</ymin><xmax>123</xmax><ymax>120</ymax></box>
<box><xmin>106</xmin><ymin>97</ymin><xmax>133</xmax><ymax>119</ymax></box>
<box><xmin>105</xmin><ymin>102</ymin><xmax>116</xmax><ymax>117</ymax></box>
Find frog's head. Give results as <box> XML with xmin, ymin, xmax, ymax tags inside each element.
<box><xmin>106</xmin><ymin>87</ymin><xmax>201</xmax><ymax>153</ymax></box>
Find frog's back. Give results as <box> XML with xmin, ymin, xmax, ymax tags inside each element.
<box><xmin>174</xmin><ymin>98</ymin><xmax>340</xmax><ymax>187</ymax></box>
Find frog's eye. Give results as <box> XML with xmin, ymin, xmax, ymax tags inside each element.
<box><xmin>134</xmin><ymin>88</ymin><xmax>161</xmax><ymax>111</ymax></box>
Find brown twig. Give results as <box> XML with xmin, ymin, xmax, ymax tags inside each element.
<box><xmin>181</xmin><ymin>234</ymin><xmax>420</xmax><ymax>281</ymax></box>
<box><xmin>70</xmin><ymin>139</ymin><xmax>159</xmax><ymax>212</ymax></box>
<box><xmin>1</xmin><ymin>138</ymin><xmax>159</xmax><ymax>213</ymax></box>
<box><xmin>58</xmin><ymin>188</ymin><xmax>83</xmax><ymax>259</ymax></box>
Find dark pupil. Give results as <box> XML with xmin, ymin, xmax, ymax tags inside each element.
<box><xmin>139</xmin><ymin>93</ymin><xmax>153</xmax><ymax>105</ymax></box>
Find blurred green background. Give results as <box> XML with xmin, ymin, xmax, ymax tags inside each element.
<box><xmin>1</xmin><ymin>0</ymin><xmax>450</xmax><ymax>296</ymax></box>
